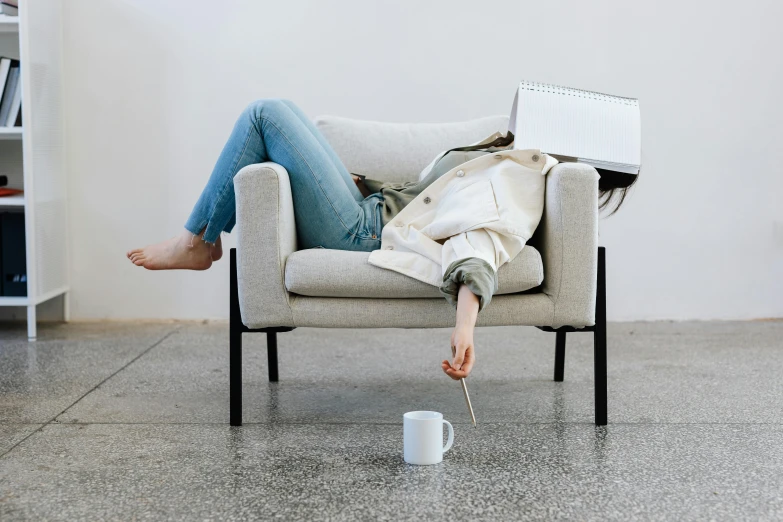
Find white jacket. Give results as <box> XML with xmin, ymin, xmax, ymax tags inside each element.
<box><xmin>367</xmin><ymin>133</ymin><xmax>558</xmax><ymax>288</ymax></box>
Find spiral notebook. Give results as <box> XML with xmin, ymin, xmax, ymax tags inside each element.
<box><xmin>509</xmin><ymin>81</ymin><xmax>641</xmax><ymax>175</ymax></box>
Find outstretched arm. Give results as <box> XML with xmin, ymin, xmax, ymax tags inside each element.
<box><xmin>442</xmin><ymin>283</ymin><xmax>479</xmax><ymax>380</ymax></box>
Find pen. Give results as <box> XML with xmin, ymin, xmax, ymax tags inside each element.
<box><xmin>452</xmin><ymin>345</ymin><xmax>477</xmax><ymax>428</ymax></box>
<box><xmin>460</xmin><ymin>377</ymin><xmax>477</xmax><ymax>428</ymax></box>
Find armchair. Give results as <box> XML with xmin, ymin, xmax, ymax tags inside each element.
<box><xmin>229</xmin><ymin>115</ymin><xmax>606</xmax><ymax>426</ymax></box>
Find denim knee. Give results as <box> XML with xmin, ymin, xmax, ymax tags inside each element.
<box><xmin>243</xmin><ymin>98</ymin><xmax>290</xmax><ymax>126</ymax></box>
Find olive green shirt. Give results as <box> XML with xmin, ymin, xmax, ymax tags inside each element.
<box><xmin>359</xmin><ymin>149</ymin><xmax>503</xmax><ymax>312</ymax></box>
<box><xmin>361</xmin><ymin>150</ymin><xmax>488</xmax><ymax>229</ymax></box>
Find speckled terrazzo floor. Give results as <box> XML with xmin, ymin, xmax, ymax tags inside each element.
<box><xmin>0</xmin><ymin>320</ymin><xmax>781</xmax><ymax>521</ymax></box>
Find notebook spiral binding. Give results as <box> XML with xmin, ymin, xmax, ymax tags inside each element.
<box><xmin>519</xmin><ymin>80</ymin><xmax>638</xmax><ymax>107</ymax></box>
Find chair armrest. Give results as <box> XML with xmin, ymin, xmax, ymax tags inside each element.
<box><xmin>538</xmin><ymin>162</ymin><xmax>600</xmax><ymax>328</ymax></box>
<box><xmin>234</xmin><ymin>162</ymin><xmax>297</xmax><ymax>328</ymax></box>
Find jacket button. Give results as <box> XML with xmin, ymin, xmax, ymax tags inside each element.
<box><xmin>423</xmin><ymin>196</ymin><xmax>431</xmax><ymax>204</ymax></box>
<box><xmin>494</xmin><ymin>154</ymin><xmax>502</xmax><ymax>159</ymax></box>
<box><xmin>532</xmin><ymin>154</ymin><xmax>540</xmax><ymax>162</ymax></box>
<box><xmin>456</xmin><ymin>170</ymin><xmax>465</xmax><ymax>177</ymax></box>
<box><xmin>385</xmin><ymin>245</ymin><xmax>394</xmax><ymax>250</ymax></box>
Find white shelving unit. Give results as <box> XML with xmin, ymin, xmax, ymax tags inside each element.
<box><xmin>0</xmin><ymin>13</ymin><xmax>19</xmax><ymax>32</ymax></box>
<box><xmin>0</xmin><ymin>127</ymin><xmax>22</xmax><ymax>138</ymax></box>
<box><xmin>0</xmin><ymin>1</ymin><xmax>68</xmax><ymax>340</ymax></box>
<box><xmin>0</xmin><ymin>194</ymin><xmax>24</xmax><ymax>207</ymax></box>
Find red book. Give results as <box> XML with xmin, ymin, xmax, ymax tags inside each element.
<box><xmin>0</xmin><ymin>188</ymin><xmax>22</xmax><ymax>197</ymax></box>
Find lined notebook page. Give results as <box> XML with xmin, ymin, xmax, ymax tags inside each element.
<box><xmin>510</xmin><ymin>81</ymin><xmax>641</xmax><ymax>174</ymax></box>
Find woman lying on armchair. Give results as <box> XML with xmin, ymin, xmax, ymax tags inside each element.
<box><xmin>127</xmin><ymin>99</ymin><xmax>634</xmax><ymax>380</ymax></box>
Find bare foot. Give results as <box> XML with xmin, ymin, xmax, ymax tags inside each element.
<box><xmin>211</xmin><ymin>234</ymin><xmax>223</xmax><ymax>261</ymax></box>
<box><xmin>127</xmin><ymin>229</ymin><xmax>213</xmax><ymax>270</ymax></box>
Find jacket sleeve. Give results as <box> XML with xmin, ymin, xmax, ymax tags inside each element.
<box><xmin>439</xmin><ymin>257</ymin><xmax>499</xmax><ymax>312</ymax></box>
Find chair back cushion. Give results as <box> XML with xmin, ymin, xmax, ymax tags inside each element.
<box><xmin>315</xmin><ymin>115</ymin><xmax>509</xmax><ymax>183</ymax></box>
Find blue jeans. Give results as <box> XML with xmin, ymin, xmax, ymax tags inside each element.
<box><xmin>184</xmin><ymin>99</ymin><xmax>383</xmax><ymax>251</ymax></box>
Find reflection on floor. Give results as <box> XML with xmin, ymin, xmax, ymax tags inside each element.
<box><xmin>1</xmin><ymin>320</ymin><xmax>781</xmax><ymax>520</ymax></box>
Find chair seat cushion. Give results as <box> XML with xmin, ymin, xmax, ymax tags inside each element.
<box><xmin>284</xmin><ymin>246</ymin><xmax>543</xmax><ymax>298</ymax></box>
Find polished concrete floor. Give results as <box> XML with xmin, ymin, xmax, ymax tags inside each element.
<box><xmin>0</xmin><ymin>319</ymin><xmax>781</xmax><ymax>521</ymax></box>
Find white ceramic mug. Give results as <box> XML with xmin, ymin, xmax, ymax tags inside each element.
<box><xmin>403</xmin><ymin>411</ymin><xmax>454</xmax><ymax>465</ymax></box>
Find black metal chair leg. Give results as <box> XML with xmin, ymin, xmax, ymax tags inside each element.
<box><xmin>554</xmin><ymin>331</ymin><xmax>566</xmax><ymax>382</ymax></box>
<box><xmin>267</xmin><ymin>331</ymin><xmax>279</xmax><ymax>382</ymax></box>
<box><xmin>594</xmin><ymin>246</ymin><xmax>607</xmax><ymax>426</ymax></box>
<box><xmin>230</xmin><ymin>248</ymin><xmax>243</xmax><ymax>426</ymax></box>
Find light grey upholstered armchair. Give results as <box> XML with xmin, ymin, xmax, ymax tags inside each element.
<box><xmin>229</xmin><ymin>115</ymin><xmax>606</xmax><ymax>427</ymax></box>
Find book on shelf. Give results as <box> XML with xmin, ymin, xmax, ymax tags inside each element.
<box><xmin>0</xmin><ymin>58</ymin><xmax>11</xmax><ymax>103</ymax></box>
<box><xmin>1</xmin><ymin>1</ymin><xmax>18</xmax><ymax>16</ymax></box>
<box><xmin>1</xmin><ymin>211</ymin><xmax>27</xmax><ymax>297</ymax></box>
<box><xmin>5</xmin><ymin>72</ymin><xmax>20</xmax><ymax>126</ymax></box>
<box><xmin>509</xmin><ymin>80</ymin><xmax>641</xmax><ymax>175</ymax></box>
<box><xmin>0</xmin><ymin>188</ymin><xmax>22</xmax><ymax>197</ymax></box>
<box><xmin>0</xmin><ymin>59</ymin><xmax>19</xmax><ymax>127</ymax></box>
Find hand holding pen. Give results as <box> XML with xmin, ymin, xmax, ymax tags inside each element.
<box><xmin>443</xmin><ymin>332</ymin><xmax>477</xmax><ymax>427</ymax></box>
<box><xmin>443</xmin><ymin>284</ymin><xmax>479</xmax><ymax>381</ymax></box>
<box><xmin>442</xmin><ymin>283</ymin><xmax>479</xmax><ymax>426</ymax></box>
<box><xmin>442</xmin><ymin>328</ymin><xmax>475</xmax><ymax>380</ymax></box>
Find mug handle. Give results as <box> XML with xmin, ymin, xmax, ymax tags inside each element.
<box><xmin>442</xmin><ymin>420</ymin><xmax>454</xmax><ymax>453</ymax></box>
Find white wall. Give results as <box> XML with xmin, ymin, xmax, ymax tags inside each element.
<box><xmin>62</xmin><ymin>0</ymin><xmax>783</xmax><ymax>321</ymax></box>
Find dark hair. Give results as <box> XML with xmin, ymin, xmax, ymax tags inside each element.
<box><xmin>595</xmin><ymin>168</ymin><xmax>638</xmax><ymax>216</ymax></box>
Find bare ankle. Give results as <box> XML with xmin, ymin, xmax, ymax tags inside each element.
<box><xmin>184</xmin><ymin>228</ymin><xmax>211</xmax><ymax>248</ymax></box>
